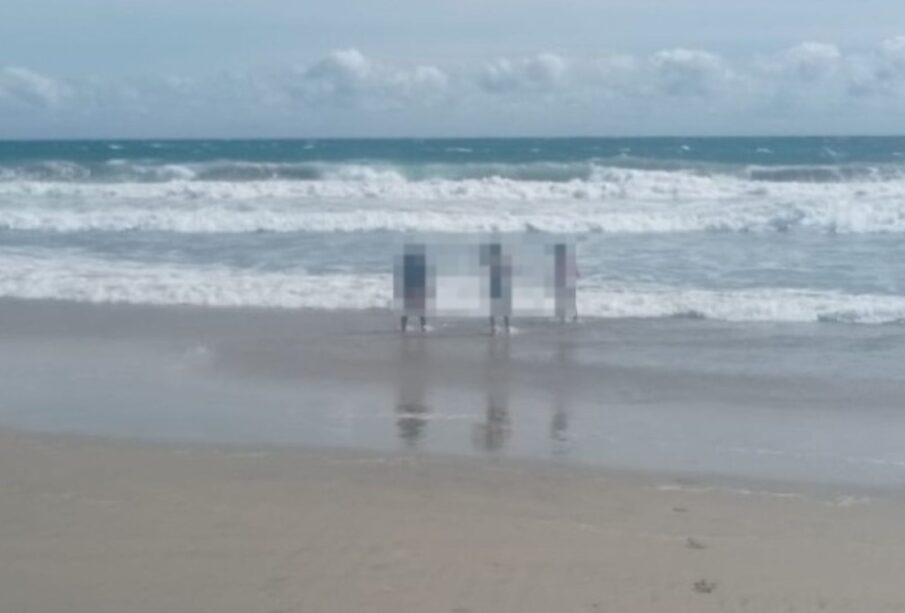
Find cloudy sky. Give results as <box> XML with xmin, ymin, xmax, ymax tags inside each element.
<box><xmin>3</xmin><ymin>0</ymin><xmax>905</xmax><ymax>137</ymax></box>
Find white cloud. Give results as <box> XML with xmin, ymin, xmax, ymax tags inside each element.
<box><xmin>0</xmin><ymin>66</ymin><xmax>67</xmax><ymax>109</ymax></box>
<box><xmin>478</xmin><ymin>53</ymin><xmax>568</xmax><ymax>93</ymax></box>
<box><xmin>772</xmin><ymin>38</ymin><xmax>905</xmax><ymax>99</ymax></box>
<box><xmin>303</xmin><ymin>48</ymin><xmax>372</xmax><ymax>98</ymax></box>
<box><xmin>865</xmin><ymin>36</ymin><xmax>905</xmax><ymax>90</ymax></box>
<box><xmin>772</xmin><ymin>42</ymin><xmax>842</xmax><ymax>81</ymax></box>
<box><xmin>294</xmin><ymin>48</ymin><xmax>448</xmax><ymax>108</ymax></box>
<box><xmin>390</xmin><ymin>65</ymin><xmax>448</xmax><ymax>100</ymax></box>
<box><xmin>651</xmin><ymin>48</ymin><xmax>732</xmax><ymax>96</ymax></box>
<box><xmin>880</xmin><ymin>36</ymin><xmax>905</xmax><ymax>70</ymax></box>
<box><xmin>582</xmin><ymin>53</ymin><xmax>642</xmax><ymax>101</ymax></box>
<box><xmin>6</xmin><ymin>37</ymin><xmax>905</xmax><ymax>137</ymax></box>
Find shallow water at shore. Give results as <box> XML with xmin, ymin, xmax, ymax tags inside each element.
<box><xmin>2</xmin><ymin>299</ymin><xmax>905</xmax><ymax>488</ymax></box>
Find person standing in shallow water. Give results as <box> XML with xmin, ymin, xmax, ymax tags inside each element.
<box><xmin>485</xmin><ymin>241</ymin><xmax>512</xmax><ymax>334</ymax></box>
<box><xmin>554</xmin><ymin>242</ymin><xmax>578</xmax><ymax>323</ymax></box>
<box><xmin>400</xmin><ymin>244</ymin><xmax>428</xmax><ymax>332</ymax></box>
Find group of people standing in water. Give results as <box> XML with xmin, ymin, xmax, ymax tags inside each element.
<box><xmin>397</xmin><ymin>238</ymin><xmax>578</xmax><ymax>333</ymax></box>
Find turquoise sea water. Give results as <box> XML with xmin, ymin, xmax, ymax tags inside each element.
<box><xmin>2</xmin><ymin>137</ymin><xmax>905</xmax><ymax>323</ymax></box>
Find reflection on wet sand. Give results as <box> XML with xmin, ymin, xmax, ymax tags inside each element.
<box><xmin>393</xmin><ymin>333</ymin><xmax>577</xmax><ymax>456</ymax></box>
<box><xmin>395</xmin><ymin>336</ymin><xmax>430</xmax><ymax>447</ymax></box>
<box><xmin>550</xmin><ymin>340</ymin><xmax>575</xmax><ymax>455</ymax></box>
<box><xmin>472</xmin><ymin>337</ymin><xmax>511</xmax><ymax>453</ymax></box>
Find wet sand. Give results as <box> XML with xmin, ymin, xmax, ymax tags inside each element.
<box><xmin>2</xmin><ymin>299</ymin><xmax>905</xmax><ymax>486</ymax></box>
<box><xmin>3</xmin><ymin>428</ymin><xmax>905</xmax><ymax>613</ymax></box>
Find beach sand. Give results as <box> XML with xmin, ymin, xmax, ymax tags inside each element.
<box><xmin>3</xmin><ymin>428</ymin><xmax>905</xmax><ymax>613</ymax></box>
<box><xmin>3</xmin><ymin>299</ymin><xmax>905</xmax><ymax>611</ymax></box>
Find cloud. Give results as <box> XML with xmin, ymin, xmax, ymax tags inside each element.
<box><xmin>771</xmin><ymin>42</ymin><xmax>842</xmax><ymax>81</ymax></box>
<box><xmin>294</xmin><ymin>48</ymin><xmax>448</xmax><ymax>108</ymax></box>
<box><xmin>651</xmin><ymin>48</ymin><xmax>733</xmax><ymax>96</ymax></box>
<box><xmin>858</xmin><ymin>36</ymin><xmax>905</xmax><ymax>94</ymax></box>
<box><xmin>880</xmin><ymin>36</ymin><xmax>905</xmax><ymax>71</ymax></box>
<box><xmin>0</xmin><ymin>66</ymin><xmax>67</xmax><ymax>109</ymax></box>
<box><xmin>478</xmin><ymin>53</ymin><xmax>568</xmax><ymax>93</ymax></box>
<box><xmin>6</xmin><ymin>37</ymin><xmax>905</xmax><ymax>137</ymax></box>
<box><xmin>389</xmin><ymin>65</ymin><xmax>449</xmax><ymax>100</ymax></box>
<box><xmin>303</xmin><ymin>48</ymin><xmax>371</xmax><ymax>98</ymax></box>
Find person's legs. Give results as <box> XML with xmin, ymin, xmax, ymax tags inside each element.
<box><xmin>401</xmin><ymin>315</ymin><xmax>408</xmax><ymax>332</ymax></box>
<box><xmin>503</xmin><ymin>315</ymin><xmax>510</xmax><ymax>333</ymax></box>
<box><xmin>419</xmin><ymin>316</ymin><xmax>426</xmax><ymax>331</ymax></box>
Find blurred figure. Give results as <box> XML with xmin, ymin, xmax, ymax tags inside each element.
<box><xmin>397</xmin><ymin>243</ymin><xmax>429</xmax><ymax>332</ymax></box>
<box><xmin>553</xmin><ymin>242</ymin><xmax>578</xmax><ymax>323</ymax></box>
<box><xmin>395</xmin><ymin>235</ymin><xmax>575</xmax><ymax>329</ymax></box>
<box><xmin>483</xmin><ymin>241</ymin><xmax>512</xmax><ymax>334</ymax></box>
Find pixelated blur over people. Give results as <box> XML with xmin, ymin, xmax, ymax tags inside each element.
<box><xmin>394</xmin><ymin>235</ymin><xmax>576</xmax><ymax>332</ymax></box>
<box><xmin>483</xmin><ymin>241</ymin><xmax>512</xmax><ymax>334</ymax></box>
<box><xmin>554</xmin><ymin>242</ymin><xmax>579</xmax><ymax>323</ymax></box>
<box><xmin>397</xmin><ymin>243</ymin><xmax>429</xmax><ymax>332</ymax></box>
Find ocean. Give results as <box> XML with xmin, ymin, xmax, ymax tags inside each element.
<box><xmin>2</xmin><ymin>136</ymin><xmax>905</xmax><ymax>324</ymax></box>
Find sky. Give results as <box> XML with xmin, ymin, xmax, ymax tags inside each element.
<box><xmin>3</xmin><ymin>0</ymin><xmax>905</xmax><ymax>137</ymax></box>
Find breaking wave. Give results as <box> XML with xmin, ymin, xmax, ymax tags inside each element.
<box><xmin>3</xmin><ymin>252</ymin><xmax>905</xmax><ymax>324</ymax></box>
<box><xmin>2</xmin><ymin>162</ymin><xmax>905</xmax><ymax>234</ymax></box>
<box><xmin>2</xmin><ymin>157</ymin><xmax>905</xmax><ymax>184</ymax></box>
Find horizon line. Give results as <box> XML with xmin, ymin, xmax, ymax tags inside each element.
<box><xmin>3</xmin><ymin>133</ymin><xmax>905</xmax><ymax>142</ymax></box>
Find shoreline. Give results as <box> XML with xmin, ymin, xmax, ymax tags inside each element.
<box><xmin>3</xmin><ymin>297</ymin><xmax>905</xmax><ymax>489</ymax></box>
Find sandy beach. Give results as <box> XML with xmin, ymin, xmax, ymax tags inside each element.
<box><xmin>3</xmin><ymin>299</ymin><xmax>905</xmax><ymax>611</ymax></box>
<box><xmin>3</xmin><ymin>428</ymin><xmax>905</xmax><ymax>613</ymax></box>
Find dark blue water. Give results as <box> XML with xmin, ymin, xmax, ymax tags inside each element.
<box><xmin>3</xmin><ymin>136</ymin><xmax>905</xmax><ymax>166</ymax></box>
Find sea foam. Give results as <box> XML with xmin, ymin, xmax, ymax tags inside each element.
<box><xmin>4</xmin><ymin>251</ymin><xmax>905</xmax><ymax>324</ymax></box>
<box><xmin>2</xmin><ymin>163</ymin><xmax>905</xmax><ymax>234</ymax></box>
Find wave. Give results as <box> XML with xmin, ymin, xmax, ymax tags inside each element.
<box><xmin>2</xmin><ymin>168</ymin><xmax>905</xmax><ymax>234</ymax></box>
<box><xmin>3</xmin><ymin>157</ymin><xmax>905</xmax><ymax>184</ymax></box>
<box><xmin>0</xmin><ymin>159</ymin><xmax>601</xmax><ymax>183</ymax></box>
<box><xmin>580</xmin><ymin>283</ymin><xmax>905</xmax><ymax>325</ymax></box>
<box><xmin>0</xmin><ymin>252</ymin><xmax>389</xmax><ymax>310</ymax></box>
<box><xmin>3</xmin><ymin>252</ymin><xmax>905</xmax><ymax>324</ymax></box>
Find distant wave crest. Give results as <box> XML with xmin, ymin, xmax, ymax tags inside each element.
<box><xmin>2</xmin><ymin>157</ymin><xmax>905</xmax><ymax>184</ymax></box>
<box><xmin>1</xmin><ymin>162</ymin><xmax>905</xmax><ymax>234</ymax></box>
